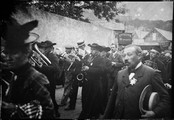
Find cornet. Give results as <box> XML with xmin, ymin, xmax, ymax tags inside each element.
<box><xmin>29</xmin><ymin>43</ymin><xmax>51</xmax><ymax>67</ymax></box>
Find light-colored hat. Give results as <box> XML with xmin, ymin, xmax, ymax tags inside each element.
<box><xmin>77</xmin><ymin>40</ymin><xmax>85</xmax><ymax>47</ymax></box>
<box><xmin>65</xmin><ymin>45</ymin><xmax>75</xmax><ymax>49</ymax></box>
<box><xmin>139</xmin><ymin>85</ymin><xmax>159</xmax><ymax>114</ymax></box>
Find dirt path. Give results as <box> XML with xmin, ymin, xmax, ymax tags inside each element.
<box><xmin>55</xmin><ymin>86</ymin><xmax>82</xmax><ymax>119</ymax></box>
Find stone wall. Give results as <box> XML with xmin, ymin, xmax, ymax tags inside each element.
<box><xmin>13</xmin><ymin>7</ymin><xmax>116</xmax><ymax>51</ymax></box>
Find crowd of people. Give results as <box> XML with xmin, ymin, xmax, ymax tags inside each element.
<box><xmin>1</xmin><ymin>18</ymin><xmax>172</xmax><ymax>119</ymax></box>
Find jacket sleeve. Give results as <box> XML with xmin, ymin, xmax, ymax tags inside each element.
<box><xmin>87</xmin><ymin>57</ymin><xmax>105</xmax><ymax>74</ymax></box>
<box><xmin>31</xmin><ymin>74</ymin><xmax>54</xmax><ymax>118</ymax></box>
<box><xmin>103</xmin><ymin>76</ymin><xmax>118</xmax><ymax>118</ymax></box>
<box><xmin>37</xmin><ymin>53</ymin><xmax>60</xmax><ymax>74</ymax></box>
<box><xmin>151</xmin><ymin>71</ymin><xmax>171</xmax><ymax>117</ymax></box>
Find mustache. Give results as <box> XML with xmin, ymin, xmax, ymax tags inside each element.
<box><xmin>124</xmin><ymin>60</ymin><xmax>129</xmax><ymax>64</ymax></box>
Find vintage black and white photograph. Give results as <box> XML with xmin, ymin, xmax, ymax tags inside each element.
<box><xmin>0</xmin><ymin>0</ymin><xmax>173</xmax><ymax>119</ymax></box>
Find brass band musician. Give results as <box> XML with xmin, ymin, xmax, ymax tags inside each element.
<box><xmin>60</xmin><ymin>45</ymin><xmax>82</xmax><ymax>110</ymax></box>
<box><xmin>78</xmin><ymin>43</ymin><xmax>105</xmax><ymax>119</ymax></box>
<box><xmin>64</xmin><ymin>41</ymin><xmax>88</xmax><ymax>111</ymax></box>
<box><xmin>1</xmin><ymin>19</ymin><xmax>54</xmax><ymax>119</ymax></box>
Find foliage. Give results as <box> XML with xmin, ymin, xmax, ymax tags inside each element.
<box><xmin>25</xmin><ymin>0</ymin><xmax>128</xmax><ymax>22</ymax></box>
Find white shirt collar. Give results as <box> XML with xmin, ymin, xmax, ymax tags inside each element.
<box><xmin>135</xmin><ymin>61</ymin><xmax>142</xmax><ymax>70</ymax></box>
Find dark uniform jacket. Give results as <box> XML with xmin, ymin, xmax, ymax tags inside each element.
<box><xmin>37</xmin><ymin>52</ymin><xmax>60</xmax><ymax>87</ymax></box>
<box><xmin>103</xmin><ymin>64</ymin><xmax>170</xmax><ymax>119</ymax></box>
<box><xmin>2</xmin><ymin>63</ymin><xmax>54</xmax><ymax>119</ymax></box>
<box><xmin>81</xmin><ymin>54</ymin><xmax>105</xmax><ymax>118</ymax></box>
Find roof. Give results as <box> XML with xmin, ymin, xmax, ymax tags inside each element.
<box><xmin>132</xmin><ymin>39</ymin><xmax>159</xmax><ymax>46</ymax></box>
<box><xmin>134</xmin><ymin>30</ymin><xmax>149</xmax><ymax>39</ymax></box>
<box><xmin>155</xmin><ymin>28</ymin><xmax>172</xmax><ymax>41</ymax></box>
<box><xmin>90</xmin><ymin>20</ymin><xmax>125</xmax><ymax>31</ymax></box>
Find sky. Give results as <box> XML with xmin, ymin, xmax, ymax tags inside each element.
<box><xmin>124</xmin><ymin>1</ymin><xmax>173</xmax><ymax>21</ymax></box>
<box><xmin>83</xmin><ymin>1</ymin><xmax>173</xmax><ymax>21</ymax></box>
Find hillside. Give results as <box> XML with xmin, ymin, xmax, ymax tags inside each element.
<box><xmin>126</xmin><ymin>19</ymin><xmax>173</xmax><ymax>32</ymax></box>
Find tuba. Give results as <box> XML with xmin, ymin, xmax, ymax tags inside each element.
<box><xmin>29</xmin><ymin>43</ymin><xmax>51</xmax><ymax>67</ymax></box>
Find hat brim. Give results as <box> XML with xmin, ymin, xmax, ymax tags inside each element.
<box><xmin>88</xmin><ymin>44</ymin><xmax>101</xmax><ymax>50</ymax></box>
<box><xmin>25</xmin><ymin>32</ymin><xmax>39</xmax><ymax>43</ymax></box>
<box><xmin>104</xmin><ymin>47</ymin><xmax>111</xmax><ymax>52</ymax></box>
<box><xmin>139</xmin><ymin>85</ymin><xmax>152</xmax><ymax>114</ymax></box>
<box><xmin>78</xmin><ymin>43</ymin><xmax>85</xmax><ymax>47</ymax></box>
<box><xmin>38</xmin><ymin>42</ymin><xmax>56</xmax><ymax>48</ymax></box>
<box><xmin>139</xmin><ymin>85</ymin><xmax>159</xmax><ymax>114</ymax></box>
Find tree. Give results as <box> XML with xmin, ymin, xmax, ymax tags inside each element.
<box><xmin>24</xmin><ymin>0</ymin><xmax>128</xmax><ymax>22</ymax></box>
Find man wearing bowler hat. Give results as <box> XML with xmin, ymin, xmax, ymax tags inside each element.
<box><xmin>1</xmin><ymin>18</ymin><xmax>54</xmax><ymax>119</ymax></box>
<box><xmin>103</xmin><ymin>44</ymin><xmax>171</xmax><ymax>119</ymax></box>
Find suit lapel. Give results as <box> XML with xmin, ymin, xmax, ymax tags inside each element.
<box><xmin>133</xmin><ymin>64</ymin><xmax>144</xmax><ymax>83</ymax></box>
<box><xmin>122</xmin><ymin>68</ymin><xmax>130</xmax><ymax>87</ymax></box>
<box><xmin>121</xmin><ymin>65</ymin><xmax>145</xmax><ymax>86</ymax></box>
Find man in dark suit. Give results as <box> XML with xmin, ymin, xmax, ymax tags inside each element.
<box><xmin>103</xmin><ymin>45</ymin><xmax>171</xmax><ymax>119</ymax></box>
<box><xmin>108</xmin><ymin>43</ymin><xmax>124</xmax><ymax>90</ymax></box>
<box><xmin>148</xmin><ymin>49</ymin><xmax>167</xmax><ymax>83</ymax></box>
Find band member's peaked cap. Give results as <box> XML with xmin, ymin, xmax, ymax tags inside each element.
<box><xmin>3</xmin><ymin>18</ymin><xmax>39</xmax><ymax>50</ymax></box>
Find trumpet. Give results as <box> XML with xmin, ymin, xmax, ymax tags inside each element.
<box><xmin>29</xmin><ymin>43</ymin><xmax>51</xmax><ymax>67</ymax></box>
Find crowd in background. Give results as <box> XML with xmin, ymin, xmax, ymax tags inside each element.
<box><xmin>0</xmin><ymin>18</ymin><xmax>172</xmax><ymax>119</ymax></box>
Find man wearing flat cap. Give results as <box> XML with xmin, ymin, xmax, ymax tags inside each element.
<box><xmin>1</xmin><ymin>18</ymin><xmax>54</xmax><ymax>119</ymax></box>
<box><xmin>78</xmin><ymin>43</ymin><xmax>105</xmax><ymax>119</ymax></box>
<box><xmin>144</xmin><ymin>48</ymin><xmax>167</xmax><ymax>83</ymax></box>
<box><xmin>36</xmin><ymin>40</ymin><xmax>61</xmax><ymax>118</ymax></box>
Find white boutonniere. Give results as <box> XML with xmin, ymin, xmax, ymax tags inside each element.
<box><xmin>130</xmin><ymin>78</ymin><xmax>137</xmax><ymax>85</ymax></box>
<box><xmin>129</xmin><ymin>73</ymin><xmax>137</xmax><ymax>85</ymax></box>
<box><xmin>90</xmin><ymin>62</ymin><xmax>93</xmax><ymax>66</ymax></box>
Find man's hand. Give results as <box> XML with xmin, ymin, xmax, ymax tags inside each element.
<box><xmin>164</xmin><ymin>83</ymin><xmax>172</xmax><ymax>89</ymax></box>
<box><xmin>141</xmin><ymin>111</ymin><xmax>155</xmax><ymax>118</ymax></box>
<box><xmin>81</xmin><ymin>66</ymin><xmax>89</xmax><ymax>71</ymax></box>
<box><xmin>2</xmin><ymin>101</ymin><xmax>17</xmax><ymax>110</ymax></box>
<box><xmin>111</xmin><ymin>62</ymin><xmax>116</xmax><ymax>66</ymax></box>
